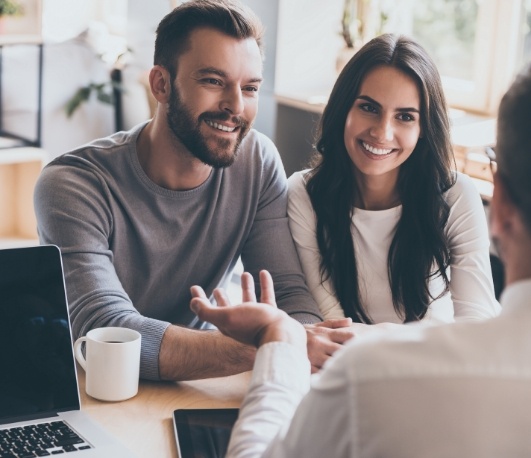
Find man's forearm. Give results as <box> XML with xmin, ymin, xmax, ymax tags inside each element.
<box><xmin>159</xmin><ymin>324</ymin><xmax>256</xmax><ymax>381</ymax></box>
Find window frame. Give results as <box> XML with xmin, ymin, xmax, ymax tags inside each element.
<box><xmin>440</xmin><ymin>0</ymin><xmax>524</xmax><ymax>115</ymax></box>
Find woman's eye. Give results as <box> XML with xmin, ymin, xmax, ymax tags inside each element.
<box><xmin>359</xmin><ymin>103</ymin><xmax>377</xmax><ymax>113</ymax></box>
<box><xmin>398</xmin><ymin>113</ymin><xmax>415</xmax><ymax>122</ymax></box>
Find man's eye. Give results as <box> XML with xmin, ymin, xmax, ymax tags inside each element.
<box><xmin>203</xmin><ymin>78</ymin><xmax>221</xmax><ymax>86</ymax></box>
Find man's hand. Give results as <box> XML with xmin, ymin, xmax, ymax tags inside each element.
<box><xmin>305</xmin><ymin>319</ymin><xmax>355</xmax><ymax>373</ymax></box>
<box><xmin>190</xmin><ymin>270</ymin><xmax>306</xmax><ymax>349</ymax></box>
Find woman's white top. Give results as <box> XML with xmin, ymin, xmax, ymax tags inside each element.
<box><xmin>287</xmin><ymin>170</ymin><xmax>501</xmax><ymax>324</ymax></box>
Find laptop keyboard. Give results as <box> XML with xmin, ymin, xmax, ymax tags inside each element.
<box><xmin>0</xmin><ymin>420</ymin><xmax>92</xmax><ymax>457</ymax></box>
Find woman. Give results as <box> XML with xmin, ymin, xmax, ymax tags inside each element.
<box><xmin>288</xmin><ymin>34</ymin><xmax>500</xmax><ymax>327</ymax></box>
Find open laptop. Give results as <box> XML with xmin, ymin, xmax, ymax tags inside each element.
<box><xmin>0</xmin><ymin>245</ymin><xmax>135</xmax><ymax>457</ymax></box>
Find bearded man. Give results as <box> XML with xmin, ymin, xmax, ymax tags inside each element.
<box><xmin>34</xmin><ymin>0</ymin><xmax>353</xmax><ymax>382</ymax></box>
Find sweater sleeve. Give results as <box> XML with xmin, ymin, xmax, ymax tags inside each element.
<box><xmin>34</xmin><ymin>160</ymin><xmax>170</xmax><ymax>381</ymax></box>
<box><xmin>445</xmin><ymin>173</ymin><xmax>501</xmax><ymax>321</ymax></box>
<box><xmin>287</xmin><ymin>172</ymin><xmax>346</xmax><ymax>320</ymax></box>
<box><xmin>240</xmin><ymin>138</ymin><xmax>322</xmax><ymax>325</ymax></box>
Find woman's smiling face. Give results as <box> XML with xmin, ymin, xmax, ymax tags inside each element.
<box><xmin>344</xmin><ymin>65</ymin><xmax>422</xmax><ymax>182</ymax></box>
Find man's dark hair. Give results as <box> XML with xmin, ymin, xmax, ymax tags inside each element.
<box><xmin>496</xmin><ymin>65</ymin><xmax>531</xmax><ymax>231</ymax></box>
<box><xmin>154</xmin><ymin>0</ymin><xmax>264</xmax><ymax>80</ymax></box>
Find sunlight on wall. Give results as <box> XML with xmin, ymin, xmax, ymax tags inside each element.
<box><xmin>275</xmin><ymin>0</ymin><xmax>344</xmax><ymax>98</ymax></box>
<box><xmin>42</xmin><ymin>0</ymin><xmax>127</xmax><ymax>44</ymax></box>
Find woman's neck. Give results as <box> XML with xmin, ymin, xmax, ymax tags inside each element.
<box><xmin>353</xmin><ymin>170</ymin><xmax>401</xmax><ymax>210</ymax></box>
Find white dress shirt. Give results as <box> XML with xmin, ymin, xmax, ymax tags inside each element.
<box><xmin>287</xmin><ymin>170</ymin><xmax>501</xmax><ymax>323</ymax></box>
<box><xmin>229</xmin><ymin>280</ymin><xmax>531</xmax><ymax>458</ymax></box>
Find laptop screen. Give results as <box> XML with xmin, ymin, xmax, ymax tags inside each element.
<box><xmin>0</xmin><ymin>245</ymin><xmax>80</xmax><ymax>424</ymax></box>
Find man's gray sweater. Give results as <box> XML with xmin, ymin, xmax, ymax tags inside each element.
<box><xmin>34</xmin><ymin>122</ymin><xmax>322</xmax><ymax>380</ymax></box>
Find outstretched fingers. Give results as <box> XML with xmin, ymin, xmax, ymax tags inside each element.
<box><xmin>190</xmin><ymin>285</ymin><xmax>208</xmax><ymax>300</ymax></box>
<box><xmin>213</xmin><ymin>287</ymin><xmax>232</xmax><ymax>308</ymax></box>
<box><xmin>189</xmin><ymin>286</ymin><xmax>214</xmax><ymax>321</ymax></box>
<box><xmin>259</xmin><ymin>270</ymin><xmax>276</xmax><ymax>306</ymax></box>
<box><xmin>241</xmin><ymin>272</ymin><xmax>256</xmax><ymax>303</ymax></box>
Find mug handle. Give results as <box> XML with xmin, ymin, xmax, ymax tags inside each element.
<box><xmin>73</xmin><ymin>337</ymin><xmax>88</xmax><ymax>371</ymax></box>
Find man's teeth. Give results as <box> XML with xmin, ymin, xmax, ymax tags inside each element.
<box><xmin>362</xmin><ymin>142</ymin><xmax>393</xmax><ymax>155</ymax></box>
<box><xmin>205</xmin><ymin>120</ymin><xmax>236</xmax><ymax>132</ymax></box>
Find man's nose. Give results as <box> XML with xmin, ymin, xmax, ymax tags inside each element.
<box><xmin>220</xmin><ymin>86</ymin><xmax>244</xmax><ymax>115</ymax></box>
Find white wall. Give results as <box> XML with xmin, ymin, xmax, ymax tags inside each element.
<box><xmin>275</xmin><ymin>0</ymin><xmax>344</xmax><ymax>97</ymax></box>
<box><xmin>120</xmin><ymin>0</ymin><xmax>171</xmax><ymax>130</ymax></box>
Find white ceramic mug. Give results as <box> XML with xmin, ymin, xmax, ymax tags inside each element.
<box><xmin>74</xmin><ymin>327</ymin><xmax>141</xmax><ymax>402</ymax></box>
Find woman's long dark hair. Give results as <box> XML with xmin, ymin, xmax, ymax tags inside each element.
<box><xmin>306</xmin><ymin>34</ymin><xmax>455</xmax><ymax>323</ymax></box>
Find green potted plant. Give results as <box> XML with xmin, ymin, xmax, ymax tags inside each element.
<box><xmin>0</xmin><ymin>0</ymin><xmax>24</xmax><ymax>33</ymax></box>
<box><xmin>337</xmin><ymin>0</ymin><xmax>390</xmax><ymax>72</ymax></box>
<box><xmin>65</xmin><ymin>81</ymin><xmax>119</xmax><ymax>118</ymax></box>
<box><xmin>341</xmin><ymin>0</ymin><xmax>361</xmax><ymax>49</ymax></box>
<box><xmin>337</xmin><ymin>0</ymin><xmax>363</xmax><ymax>72</ymax></box>
<box><xmin>0</xmin><ymin>0</ymin><xmax>24</xmax><ymax>17</ymax></box>
<box><xmin>65</xmin><ymin>49</ymin><xmax>130</xmax><ymax>132</ymax></box>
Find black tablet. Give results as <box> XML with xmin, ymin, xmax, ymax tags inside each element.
<box><xmin>172</xmin><ymin>408</ymin><xmax>239</xmax><ymax>458</ymax></box>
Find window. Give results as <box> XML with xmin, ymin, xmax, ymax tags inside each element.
<box><xmin>276</xmin><ymin>0</ymin><xmax>529</xmax><ymax>116</ymax></box>
<box><xmin>383</xmin><ymin>0</ymin><xmax>528</xmax><ymax>114</ymax></box>
<box><xmin>519</xmin><ymin>0</ymin><xmax>531</xmax><ymax>69</ymax></box>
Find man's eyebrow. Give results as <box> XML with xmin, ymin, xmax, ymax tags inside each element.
<box><xmin>196</xmin><ymin>67</ymin><xmax>227</xmax><ymax>78</ymax></box>
<box><xmin>196</xmin><ymin>67</ymin><xmax>263</xmax><ymax>84</ymax></box>
<box><xmin>356</xmin><ymin>95</ymin><xmax>419</xmax><ymax>113</ymax></box>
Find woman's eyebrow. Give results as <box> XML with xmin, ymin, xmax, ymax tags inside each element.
<box><xmin>356</xmin><ymin>95</ymin><xmax>381</xmax><ymax>107</ymax></box>
<box><xmin>356</xmin><ymin>95</ymin><xmax>419</xmax><ymax>113</ymax></box>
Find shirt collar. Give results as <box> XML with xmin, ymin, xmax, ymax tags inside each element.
<box><xmin>500</xmin><ymin>278</ymin><xmax>531</xmax><ymax>314</ymax></box>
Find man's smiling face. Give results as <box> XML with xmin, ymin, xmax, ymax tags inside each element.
<box><xmin>167</xmin><ymin>27</ymin><xmax>263</xmax><ymax>168</ymax></box>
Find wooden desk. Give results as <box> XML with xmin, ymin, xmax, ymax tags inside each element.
<box><xmin>78</xmin><ymin>370</ymin><xmax>251</xmax><ymax>457</ymax></box>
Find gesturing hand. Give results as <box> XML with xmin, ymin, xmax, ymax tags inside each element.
<box><xmin>190</xmin><ymin>270</ymin><xmax>306</xmax><ymax>349</ymax></box>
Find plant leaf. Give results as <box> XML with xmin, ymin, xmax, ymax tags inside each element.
<box><xmin>65</xmin><ymin>86</ymin><xmax>92</xmax><ymax>117</ymax></box>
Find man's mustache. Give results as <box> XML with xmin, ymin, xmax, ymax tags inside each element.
<box><xmin>200</xmin><ymin>112</ymin><xmax>248</xmax><ymax>129</ymax></box>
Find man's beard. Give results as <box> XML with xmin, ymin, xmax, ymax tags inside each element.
<box><xmin>166</xmin><ymin>84</ymin><xmax>251</xmax><ymax>168</ymax></box>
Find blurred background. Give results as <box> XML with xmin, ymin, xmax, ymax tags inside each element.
<box><xmin>0</xmin><ymin>0</ymin><xmax>529</xmax><ymax>247</ymax></box>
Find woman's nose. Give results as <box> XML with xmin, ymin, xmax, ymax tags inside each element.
<box><xmin>369</xmin><ymin>117</ymin><xmax>393</xmax><ymax>142</ymax></box>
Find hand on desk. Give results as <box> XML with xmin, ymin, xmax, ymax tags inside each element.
<box><xmin>190</xmin><ymin>270</ymin><xmax>306</xmax><ymax>349</ymax></box>
<box><xmin>304</xmin><ymin>318</ymin><xmax>354</xmax><ymax>373</ymax></box>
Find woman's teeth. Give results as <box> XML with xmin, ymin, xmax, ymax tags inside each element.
<box><xmin>362</xmin><ymin>141</ymin><xmax>393</xmax><ymax>155</ymax></box>
<box><xmin>205</xmin><ymin>120</ymin><xmax>236</xmax><ymax>132</ymax></box>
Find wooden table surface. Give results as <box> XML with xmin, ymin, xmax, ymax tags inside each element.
<box><xmin>78</xmin><ymin>368</ymin><xmax>250</xmax><ymax>457</ymax></box>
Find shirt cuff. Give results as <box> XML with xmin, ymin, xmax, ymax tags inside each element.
<box><xmin>251</xmin><ymin>341</ymin><xmax>311</xmax><ymax>394</ymax></box>
<box><xmin>139</xmin><ymin>318</ymin><xmax>171</xmax><ymax>381</ymax></box>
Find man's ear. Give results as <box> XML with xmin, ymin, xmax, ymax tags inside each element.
<box><xmin>490</xmin><ymin>172</ymin><xmax>519</xmax><ymax>240</ymax></box>
<box><xmin>149</xmin><ymin>65</ymin><xmax>172</xmax><ymax>103</ymax></box>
